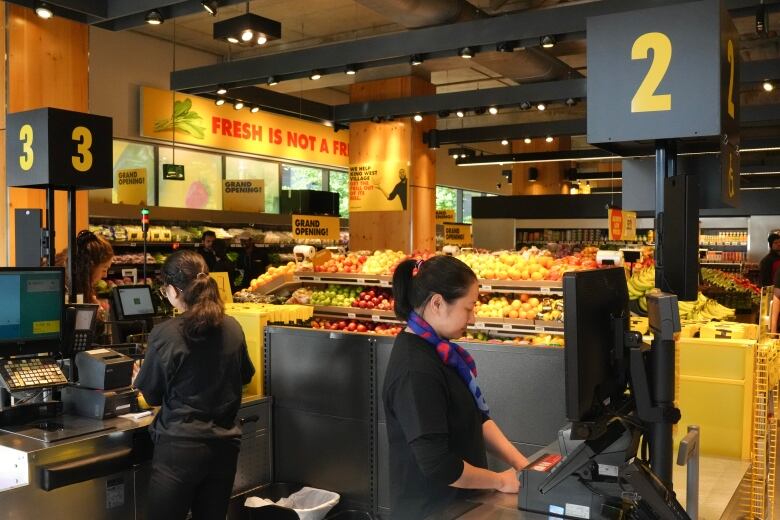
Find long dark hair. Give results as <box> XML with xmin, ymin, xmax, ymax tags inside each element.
<box><xmin>57</xmin><ymin>230</ymin><xmax>114</xmax><ymax>303</ymax></box>
<box><xmin>392</xmin><ymin>255</ymin><xmax>477</xmax><ymax>321</ymax></box>
<box><xmin>162</xmin><ymin>250</ymin><xmax>224</xmax><ymax>344</ymax></box>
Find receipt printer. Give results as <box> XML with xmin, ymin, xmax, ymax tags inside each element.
<box><xmin>62</xmin><ymin>385</ymin><xmax>139</xmax><ymax>419</ymax></box>
<box><xmin>75</xmin><ymin>348</ymin><xmax>134</xmax><ymax>390</ymax></box>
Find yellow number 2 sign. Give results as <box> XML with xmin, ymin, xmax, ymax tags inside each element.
<box><xmin>631</xmin><ymin>32</ymin><xmax>672</xmax><ymax>113</ymax></box>
<box><xmin>71</xmin><ymin>126</ymin><xmax>93</xmax><ymax>172</ymax></box>
<box><xmin>19</xmin><ymin>124</ymin><xmax>34</xmax><ymax>171</ymax></box>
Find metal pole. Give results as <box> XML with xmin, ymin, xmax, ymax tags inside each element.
<box><xmin>676</xmin><ymin>425</ymin><xmax>700</xmax><ymax>520</ymax></box>
<box><xmin>651</xmin><ymin>140</ymin><xmax>678</xmax><ymax>489</ymax></box>
<box><xmin>67</xmin><ymin>189</ymin><xmax>77</xmax><ymax>303</ymax></box>
<box><xmin>46</xmin><ymin>188</ymin><xmax>56</xmax><ymax>267</ymax></box>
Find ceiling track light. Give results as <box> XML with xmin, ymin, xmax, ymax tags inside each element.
<box><xmin>145</xmin><ymin>9</ymin><xmax>164</xmax><ymax>25</ymax></box>
<box><xmin>763</xmin><ymin>80</ymin><xmax>775</xmax><ymax>92</ymax></box>
<box><xmin>214</xmin><ymin>12</ymin><xmax>281</xmax><ymax>46</ymax></box>
<box><xmin>35</xmin><ymin>1</ymin><xmax>53</xmax><ymax>19</ymax></box>
<box><xmin>540</xmin><ymin>35</ymin><xmax>556</xmax><ymax>48</ymax></box>
<box><xmin>565</xmin><ymin>97</ymin><xmax>577</xmax><ymax>107</ymax></box>
<box><xmin>215</xmin><ymin>98</ymin><xmax>226</xmax><ymax>106</ymax></box>
<box><xmin>456</xmin><ymin>110</ymin><xmax>465</xmax><ymax>118</ymax></box>
<box><xmin>488</xmin><ymin>106</ymin><xmax>499</xmax><ymax>115</ymax></box>
<box><xmin>520</xmin><ymin>101</ymin><xmax>531</xmax><ymax>110</ymax></box>
<box><xmin>501</xmin><ymin>139</ymin><xmax>509</xmax><ymax>146</ymax></box>
<box><xmin>240</xmin><ymin>29</ymin><xmax>254</xmax><ymax>42</ymax></box>
<box><xmin>528</xmin><ymin>167</ymin><xmax>539</xmax><ymax>182</ymax></box>
<box><xmin>250</xmin><ymin>106</ymin><xmax>260</xmax><ymax>113</ymax></box>
<box><xmin>459</xmin><ymin>47</ymin><xmax>475</xmax><ymax>59</ymax></box>
<box><xmin>201</xmin><ymin>0</ymin><xmax>218</xmax><ymax>16</ymax></box>
<box><xmin>496</xmin><ymin>41</ymin><xmax>515</xmax><ymax>53</ymax></box>
<box><xmin>257</xmin><ymin>34</ymin><xmax>268</xmax><ymax>45</ymax></box>
<box><xmin>345</xmin><ymin>64</ymin><xmax>358</xmax><ymax>75</ymax></box>
<box><xmin>234</xmin><ymin>101</ymin><xmax>244</xmax><ymax>110</ymax></box>
<box><xmin>267</xmin><ymin>76</ymin><xmax>278</xmax><ymax>86</ymax></box>
<box><xmin>545</xmin><ymin>136</ymin><xmax>554</xmax><ymax>143</ymax></box>
<box><xmin>524</xmin><ymin>138</ymin><xmax>532</xmax><ymax>144</ymax></box>
<box><xmin>410</xmin><ymin>54</ymin><xmax>423</xmax><ymax>66</ymax></box>
<box><xmin>216</xmin><ymin>87</ymin><xmax>227</xmax><ymax>95</ymax></box>
<box><xmin>310</xmin><ymin>70</ymin><xmax>322</xmax><ymax>81</ymax></box>
<box><xmin>537</xmin><ymin>102</ymin><xmax>547</xmax><ymax>111</ymax></box>
<box><xmin>413</xmin><ymin>114</ymin><xmax>423</xmax><ymax>122</ymax></box>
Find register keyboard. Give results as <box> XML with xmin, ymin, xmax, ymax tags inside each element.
<box><xmin>0</xmin><ymin>357</ymin><xmax>68</xmax><ymax>392</ymax></box>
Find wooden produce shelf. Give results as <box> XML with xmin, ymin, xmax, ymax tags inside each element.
<box><xmin>312</xmin><ymin>305</ymin><xmax>401</xmax><ymax>324</ymax></box>
<box><xmin>478</xmin><ymin>279</ymin><xmax>563</xmax><ymax>294</ymax></box>
<box><xmin>294</xmin><ymin>272</ymin><xmax>393</xmax><ymax>287</ymax></box>
<box><xmin>472</xmin><ymin>317</ymin><xmax>564</xmax><ymax>335</ymax></box>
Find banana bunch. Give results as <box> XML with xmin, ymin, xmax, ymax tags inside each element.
<box><xmin>627</xmin><ymin>267</ymin><xmax>655</xmax><ymax>300</ymax></box>
<box><xmin>678</xmin><ymin>292</ymin><xmax>735</xmax><ymax>320</ymax></box>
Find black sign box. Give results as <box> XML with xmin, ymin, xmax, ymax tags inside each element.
<box><xmin>6</xmin><ymin>107</ymin><xmax>112</xmax><ymax>190</ymax></box>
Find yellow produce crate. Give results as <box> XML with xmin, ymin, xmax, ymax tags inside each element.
<box><xmin>225</xmin><ymin>304</ymin><xmax>270</xmax><ymax>398</ymax></box>
<box><xmin>699</xmin><ymin>321</ymin><xmax>759</xmax><ymax>341</ymax></box>
<box><xmin>675</xmin><ymin>337</ymin><xmax>755</xmax><ymax>460</ymax></box>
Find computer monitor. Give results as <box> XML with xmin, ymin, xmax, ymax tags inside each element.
<box><xmin>562</xmin><ymin>267</ymin><xmax>630</xmax><ymax>430</ymax></box>
<box><xmin>112</xmin><ymin>285</ymin><xmax>156</xmax><ymax>321</ymax></box>
<box><xmin>0</xmin><ymin>267</ymin><xmax>64</xmax><ymax>356</ymax></box>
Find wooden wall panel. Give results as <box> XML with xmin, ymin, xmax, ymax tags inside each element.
<box><xmin>5</xmin><ymin>4</ymin><xmax>89</xmax><ymax>264</ymax></box>
<box><xmin>348</xmin><ymin>75</ymin><xmax>436</xmax><ymax>253</ymax></box>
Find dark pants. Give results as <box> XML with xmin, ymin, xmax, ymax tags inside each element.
<box><xmin>147</xmin><ymin>436</ymin><xmax>239</xmax><ymax>520</ymax></box>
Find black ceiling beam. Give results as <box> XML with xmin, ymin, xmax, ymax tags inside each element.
<box><xmin>742</xmin><ymin>59</ymin><xmax>780</xmax><ymax>83</ymax></box>
<box><xmin>223</xmin><ymin>87</ymin><xmax>334</xmax><ymax>123</ymax></box>
<box><xmin>430</xmin><ymin>119</ymin><xmax>587</xmax><ymax>146</ymax></box>
<box><xmin>89</xmin><ymin>0</ymin><xmax>248</xmax><ymax>30</ymax></box>
<box><xmin>171</xmin><ymin>0</ymin><xmax>702</xmax><ymax>93</ymax></box>
<box><xmin>41</xmin><ymin>0</ymin><xmax>106</xmax><ymax>18</ymax></box>
<box><xmin>333</xmin><ymin>79</ymin><xmax>585</xmax><ymax>123</ymax></box>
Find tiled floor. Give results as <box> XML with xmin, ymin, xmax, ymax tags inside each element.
<box><xmin>673</xmin><ymin>456</ymin><xmax>750</xmax><ymax>519</ymax></box>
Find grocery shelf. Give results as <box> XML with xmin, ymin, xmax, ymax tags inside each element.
<box><xmin>294</xmin><ymin>272</ymin><xmax>393</xmax><ymax>287</ymax></box>
<box><xmin>471</xmin><ymin>318</ymin><xmax>564</xmax><ymax>335</ymax></box>
<box><xmin>109</xmin><ymin>241</ymin><xmax>295</xmax><ymax>249</ymax></box>
<box><xmin>699</xmin><ymin>245</ymin><xmax>747</xmax><ymax>251</ymax></box>
<box><xmin>312</xmin><ymin>306</ymin><xmax>401</xmax><ymax>324</ymax></box>
<box><xmin>478</xmin><ymin>279</ymin><xmax>563</xmax><ymax>294</ymax></box>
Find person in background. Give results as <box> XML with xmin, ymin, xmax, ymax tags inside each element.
<box><xmin>373</xmin><ymin>168</ymin><xmax>408</xmax><ymax>210</ymax></box>
<box><xmin>134</xmin><ymin>250</ymin><xmax>255</xmax><ymax>520</ymax></box>
<box><xmin>235</xmin><ymin>232</ymin><xmax>269</xmax><ymax>289</ymax></box>
<box><xmin>56</xmin><ymin>230</ymin><xmax>114</xmax><ymax>306</ymax></box>
<box><xmin>383</xmin><ymin>255</ymin><xmax>527</xmax><ymax>519</ymax></box>
<box><xmin>211</xmin><ymin>238</ymin><xmax>237</xmax><ymax>291</ymax></box>
<box><xmin>760</xmin><ymin>232</ymin><xmax>780</xmax><ymax>287</ymax></box>
<box><xmin>196</xmin><ymin>230</ymin><xmax>218</xmax><ymax>272</ymax></box>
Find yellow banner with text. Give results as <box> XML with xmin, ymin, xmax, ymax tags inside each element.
<box><xmin>223</xmin><ymin>180</ymin><xmax>265</xmax><ymax>213</ymax></box>
<box><xmin>444</xmin><ymin>223</ymin><xmax>473</xmax><ymax>246</ymax></box>
<box><xmin>115</xmin><ymin>168</ymin><xmax>148</xmax><ymax>205</ymax></box>
<box><xmin>292</xmin><ymin>214</ymin><xmax>340</xmax><ymax>241</ymax></box>
<box><xmin>608</xmin><ymin>208</ymin><xmax>637</xmax><ymax>241</ymax></box>
<box><xmin>436</xmin><ymin>209</ymin><xmax>456</xmax><ymax>224</ymax></box>
<box><xmin>141</xmin><ymin>86</ymin><xmax>349</xmax><ymax>168</ymax></box>
<box><xmin>348</xmin><ymin>162</ymin><xmax>408</xmax><ymax>212</ymax></box>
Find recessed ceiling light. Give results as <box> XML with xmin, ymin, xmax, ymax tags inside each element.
<box><xmin>201</xmin><ymin>0</ymin><xmax>218</xmax><ymax>16</ymax></box>
<box><xmin>345</xmin><ymin>64</ymin><xmax>357</xmax><ymax>75</ymax></box>
<box><xmin>763</xmin><ymin>80</ymin><xmax>775</xmax><ymax>92</ymax></box>
<box><xmin>456</xmin><ymin>110</ymin><xmax>465</xmax><ymax>118</ymax></box>
<box><xmin>501</xmin><ymin>139</ymin><xmax>509</xmax><ymax>146</ymax></box>
<box><xmin>215</xmin><ymin>98</ymin><xmax>226</xmax><ymax>106</ymax></box>
<box><xmin>488</xmin><ymin>106</ymin><xmax>498</xmax><ymax>115</ymax></box>
<box><xmin>240</xmin><ymin>29</ymin><xmax>254</xmax><ymax>42</ymax></box>
<box><xmin>524</xmin><ymin>137</ymin><xmax>532</xmax><ymax>144</ymax></box>
<box><xmin>257</xmin><ymin>34</ymin><xmax>268</xmax><ymax>45</ymax></box>
<box><xmin>310</xmin><ymin>71</ymin><xmax>322</xmax><ymax>81</ymax></box>
<box><xmin>413</xmin><ymin>114</ymin><xmax>423</xmax><ymax>122</ymax></box>
<box><xmin>537</xmin><ymin>102</ymin><xmax>546</xmax><ymax>111</ymax></box>
<box><xmin>546</xmin><ymin>136</ymin><xmax>554</xmax><ymax>143</ymax></box>
<box><xmin>227</xmin><ymin>36</ymin><xmax>239</xmax><ymax>44</ymax></box>
<box><xmin>410</xmin><ymin>54</ymin><xmax>423</xmax><ymax>66</ymax></box>
<box><xmin>35</xmin><ymin>1</ymin><xmax>53</xmax><ymax>19</ymax></box>
<box><xmin>216</xmin><ymin>87</ymin><xmax>227</xmax><ymax>95</ymax></box>
<box><xmin>145</xmin><ymin>9</ymin><xmax>164</xmax><ymax>25</ymax></box>
<box><xmin>234</xmin><ymin>101</ymin><xmax>244</xmax><ymax>110</ymax></box>
<box><xmin>251</xmin><ymin>106</ymin><xmax>260</xmax><ymax>113</ymax></box>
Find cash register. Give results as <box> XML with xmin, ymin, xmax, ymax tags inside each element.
<box><xmin>518</xmin><ymin>268</ymin><xmax>690</xmax><ymax>519</ymax></box>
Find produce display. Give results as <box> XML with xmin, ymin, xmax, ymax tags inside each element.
<box><xmin>462</xmin><ymin>331</ymin><xmax>564</xmax><ymax>347</ymax></box>
<box><xmin>311</xmin><ymin>318</ymin><xmax>403</xmax><ymax>336</ymax></box>
<box><xmin>701</xmin><ymin>267</ymin><xmax>760</xmax><ymax>310</ymax></box>
<box><xmin>247</xmin><ymin>262</ymin><xmax>297</xmax><ymax>292</ymax></box>
<box><xmin>456</xmin><ymin>249</ymin><xmax>597</xmax><ymax>281</ymax></box>
<box><xmin>475</xmin><ymin>294</ymin><xmax>562</xmax><ymax>321</ymax></box>
<box><xmin>310</xmin><ymin>285</ymin><xmax>363</xmax><ymax>307</ymax></box>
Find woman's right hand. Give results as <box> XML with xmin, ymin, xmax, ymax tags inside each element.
<box><xmin>495</xmin><ymin>468</ymin><xmax>520</xmax><ymax>493</ymax></box>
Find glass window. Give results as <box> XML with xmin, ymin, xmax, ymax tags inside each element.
<box><xmin>281</xmin><ymin>164</ymin><xmax>323</xmax><ymax>190</ymax></box>
<box><xmin>225</xmin><ymin>156</ymin><xmax>280</xmax><ymax>213</ymax></box>
<box><xmin>91</xmin><ymin>140</ymin><xmax>155</xmax><ymax>205</ymax></box>
<box><xmin>436</xmin><ymin>186</ymin><xmax>458</xmax><ymax>211</ymax></box>
<box><xmin>461</xmin><ymin>190</ymin><xmax>483</xmax><ymax>224</ymax></box>
<box><xmin>328</xmin><ymin>170</ymin><xmax>349</xmax><ymax>217</ymax></box>
<box><xmin>158</xmin><ymin>146</ymin><xmax>223</xmax><ymax>210</ymax></box>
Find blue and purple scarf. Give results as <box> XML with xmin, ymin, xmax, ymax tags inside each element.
<box><xmin>408</xmin><ymin>311</ymin><xmax>489</xmax><ymax>416</ymax></box>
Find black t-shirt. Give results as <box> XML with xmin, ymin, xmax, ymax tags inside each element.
<box><xmin>760</xmin><ymin>252</ymin><xmax>780</xmax><ymax>287</ymax></box>
<box><xmin>383</xmin><ymin>332</ymin><xmax>488</xmax><ymax>519</ymax></box>
<box><xmin>388</xmin><ymin>178</ymin><xmax>408</xmax><ymax>210</ymax></box>
<box><xmin>775</xmin><ymin>268</ymin><xmax>780</xmax><ymax>289</ymax></box>
<box><xmin>135</xmin><ymin>314</ymin><xmax>255</xmax><ymax>442</ymax></box>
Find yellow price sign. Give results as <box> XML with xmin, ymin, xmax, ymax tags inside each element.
<box><xmin>292</xmin><ymin>214</ymin><xmax>340</xmax><ymax>241</ymax></box>
<box><xmin>32</xmin><ymin>320</ymin><xmax>60</xmax><ymax>335</ymax></box>
<box><xmin>443</xmin><ymin>223</ymin><xmax>473</xmax><ymax>247</ymax></box>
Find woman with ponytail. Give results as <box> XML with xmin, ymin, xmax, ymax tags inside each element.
<box><xmin>383</xmin><ymin>255</ymin><xmax>528</xmax><ymax>519</ymax></box>
<box><xmin>134</xmin><ymin>250</ymin><xmax>255</xmax><ymax>520</ymax></box>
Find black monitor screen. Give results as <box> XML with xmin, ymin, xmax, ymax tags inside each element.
<box><xmin>114</xmin><ymin>285</ymin><xmax>156</xmax><ymax>320</ymax></box>
<box><xmin>0</xmin><ymin>268</ymin><xmax>64</xmax><ymax>354</ymax></box>
<box><xmin>563</xmin><ymin>267</ymin><xmax>630</xmax><ymax>425</ymax></box>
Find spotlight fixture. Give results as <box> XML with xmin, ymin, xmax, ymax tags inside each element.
<box><xmin>35</xmin><ymin>1</ymin><xmax>53</xmax><ymax>19</ymax></box>
<box><xmin>345</xmin><ymin>64</ymin><xmax>358</xmax><ymax>75</ymax></box>
<box><xmin>267</xmin><ymin>76</ymin><xmax>278</xmax><ymax>86</ymax></box>
<box><xmin>371</xmin><ymin>115</ymin><xmax>382</xmax><ymax>123</ymax></box>
<box><xmin>524</xmin><ymin>137</ymin><xmax>532</xmax><ymax>144</ymax></box>
<box><xmin>413</xmin><ymin>114</ymin><xmax>423</xmax><ymax>122</ymax></box>
<box><xmin>540</xmin><ymin>35</ymin><xmax>556</xmax><ymax>48</ymax></box>
<box><xmin>438</xmin><ymin>110</ymin><xmax>451</xmax><ymax>118</ymax></box>
<box><xmin>216</xmin><ymin>87</ymin><xmax>227</xmax><ymax>95</ymax></box>
<box><xmin>410</xmin><ymin>54</ymin><xmax>423</xmax><ymax>66</ymax></box>
<box><xmin>501</xmin><ymin>139</ymin><xmax>509</xmax><ymax>146</ymax></box>
<box><xmin>250</xmin><ymin>106</ymin><xmax>260</xmax><ymax>113</ymax></box>
<box><xmin>310</xmin><ymin>71</ymin><xmax>322</xmax><ymax>81</ymax></box>
<box><xmin>459</xmin><ymin>47</ymin><xmax>475</xmax><ymax>59</ymax></box>
<box><xmin>215</xmin><ymin>98</ymin><xmax>226</xmax><ymax>106</ymax></box>
<box><xmin>145</xmin><ymin>9</ymin><xmax>164</xmax><ymax>25</ymax></box>
<box><xmin>488</xmin><ymin>106</ymin><xmax>499</xmax><ymax>115</ymax></box>
<box><xmin>528</xmin><ymin>167</ymin><xmax>539</xmax><ymax>182</ymax></box>
<box><xmin>756</xmin><ymin>5</ymin><xmax>767</xmax><ymax>34</ymax></box>
<box><xmin>520</xmin><ymin>101</ymin><xmax>532</xmax><ymax>110</ymax></box>
<box><xmin>537</xmin><ymin>102</ymin><xmax>546</xmax><ymax>111</ymax></box>
<box><xmin>502</xmin><ymin>170</ymin><xmax>513</xmax><ymax>183</ymax></box>
<box><xmin>763</xmin><ymin>80</ymin><xmax>775</xmax><ymax>92</ymax></box>
<box><xmin>565</xmin><ymin>97</ymin><xmax>577</xmax><ymax>107</ymax></box>
<box><xmin>456</xmin><ymin>110</ymin><xmax>465</xmax><ymax>118</ymax></box>
<box><xmin>425</xmin><ymin>130</ymin><xmax>440</xmax><ymax>149</ymax></box>
<box><xmin>449</xmin><ymin>147</ymin><xmax>475</xmax><ymax>160</ymax></box>
<box><xmin>545</xmin><ymin>136</ymin><xmax>554</xmax><ymax>143</ymax></box>
<box><xmin>496</xmin><ymin>41</ymin><xmax>514</xmax><ymax>53</ymax></box>
<box><xmin>213</xmin><ymin>12</ymin><xmax>281</xmax><ymax>46</ymax></box>
<box><xmin>201</xmin><ymin>0</ymin><xmax>218</xmax><ymax>16</ymax></box>
<box><xmin>234</xmin><ymin>101</ymin><xmax>244</xmax><ymax>110</ymax></box>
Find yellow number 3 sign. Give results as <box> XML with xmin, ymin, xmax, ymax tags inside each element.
<box><xmin>71</xmin><ymin>126</ymin><xmax>93</xmax><ymax>172</ymax></box>
<box><xmin>19</xmin><ymin>123</ymin><xmax>34</xmax><ymax>171</ymax></box>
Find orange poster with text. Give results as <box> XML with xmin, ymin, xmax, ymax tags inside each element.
<box><xmin>140</xmin><ymin>86</ymin><xmax>349</xmax><ymax>168</ymax></box>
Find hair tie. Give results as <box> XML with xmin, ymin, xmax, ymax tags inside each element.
<box><xmin>196</xmin><ymin>272</ymin><xmax>208</xmax><ymax>279</ymax></box>
<box><xmin>413</xmin><ymin>259</ymin><xmax>424</xmax><ymax>276</ymax></box>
